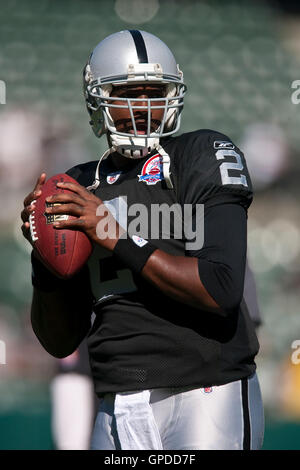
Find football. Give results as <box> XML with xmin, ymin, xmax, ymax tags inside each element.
<box><xmin>29</xmin><ymin>173</ymin><xmax>93</xmax><ymax>279</ymax></box>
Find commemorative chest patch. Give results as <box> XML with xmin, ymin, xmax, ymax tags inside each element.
<box><xmin>138</xmin><ymin>154</ymin><xmax>163</xmax><ymax>185</ymax></box>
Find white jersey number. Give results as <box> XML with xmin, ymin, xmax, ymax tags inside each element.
<box><xmin>215</xmin><ymin>149</ymin><xmax>248</xmax><ymax>187</ymax></box>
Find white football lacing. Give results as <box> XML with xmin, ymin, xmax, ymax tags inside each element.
<box><xmin>29</xmin><ymin>200</ymin><xmax>38</xmax><ymax>242</ymax></box>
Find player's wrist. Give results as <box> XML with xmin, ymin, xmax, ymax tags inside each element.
<box><xmin>113</xmin><ymin>234</ymin><xmax>157</xmax><ymax>274</ymax></box>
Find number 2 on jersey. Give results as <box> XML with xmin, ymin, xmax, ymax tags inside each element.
<box><xmin>215</xmin><ymin>149</ymin><xmax>248</xmax><ymax>187</ymax></box>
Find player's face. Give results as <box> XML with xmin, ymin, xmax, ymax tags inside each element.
<box><xmin>108</xmin><ymin>84</ymin><xmax>166</xmax><ymax>135</ymax></box>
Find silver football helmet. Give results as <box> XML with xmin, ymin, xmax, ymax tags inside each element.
<box><xmin>83</xmin><ymin>30</ymin><xmax>186</xmax><ymax>159</ymax></box>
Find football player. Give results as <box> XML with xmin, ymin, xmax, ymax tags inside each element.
<box><xmin>21</xmin><ymin>30</ymin><xmax>264</xmax><ymax>450</ymax></box>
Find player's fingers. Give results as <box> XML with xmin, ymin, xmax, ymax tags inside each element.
<box><xmin>34</xmin><ymin>173</ymin><xmax>46</xmax><ymax>192</ymax></box>
<box><xmin>53</xmin><ymin>217</ymin><xmax>85</xmax><ymax>229</ymax></box>
<box><xmin>46</xmin><ymin>192</ymin><xmax>85</xmax><ymax>206</ymax></box>
<box><xmin>45</xmin><ymin>203</ymin><xmax>83</xmax><ymax>217</ymax></box>
<box><xmin>21</xmin><ymin>222</ymin><xmax>32</xmax><ymax>242</ymax></box>
<box><xmin>21</xmin><ymin>221</ymin><xmax>31</xmax><ymax>232</ymax></box>
<box><xmin>23</xmin><ymin>174</ymin><xmax>46</xmax><ymax>207</ymax></box>
<box><xmin>23</xmin><ymin>192</ymin><xmax>35</xmax><ymax>207</ymax></box>
<box><xmin>23</xmin><ymin>190</ymin><xmax>41</xmax><ymax>207</ymax></box>
<box><xmin>56</xmin><ymin>181</ymin><xmax>92</xmax><ymax>198</ymax></box>
<box><xmin>21</xmin><ymin>204</ymin><xmax>36</xmax><ymax>223</ymax></box>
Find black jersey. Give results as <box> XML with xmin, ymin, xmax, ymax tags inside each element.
<box><xmin>66</xmin><ymin>129</ymin><xmax>259</xmax><ymax>397</ymax></box>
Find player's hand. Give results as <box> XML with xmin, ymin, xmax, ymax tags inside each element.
<box><xmin>21</xmin><ymin>173</ymin><xmax>47</xmax><ymax>247</ymax></box>
<box><xmin>44</xmin><ymin>181</ymin><xmax>124</xmax><ymax>251</ymax></box>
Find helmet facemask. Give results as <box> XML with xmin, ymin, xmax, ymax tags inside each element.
<box><xmin>84</xmin><ymin>64</ymin><xmax>186</xmax><ymax>159</ymax></box>
<box><xmin>83</xmin><ymin>30</ymin><xmax>186</xmax><ymax>159</ymax></box>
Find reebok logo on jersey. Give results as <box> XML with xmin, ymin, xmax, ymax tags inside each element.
<box><xmin>138</xmin><ymin>154</ymin><xmax>163</xmax><ymax>185</ymax></box>
<box><xmin>214</xmin><ymin>141</ymin><xmax>234</xmax><ymax>150</ymax></box>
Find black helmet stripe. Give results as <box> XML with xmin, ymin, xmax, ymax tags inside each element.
<box><xmin>129</xmin><ymin>30</ymin><xmax>148</xmax><ymax>63</ymax></box>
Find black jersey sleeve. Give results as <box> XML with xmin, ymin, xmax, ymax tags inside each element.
<box><xmin>65</xmin><ymin>160</ymin><xmax>98</xmax><ymax>188</ymax></box>
<box><xmin>192</xmin><ymin>203</ymin><xmax>247</xmax><ymax>311</ymax></box>
<box><xmin>172</xmin><ymin>130</ymin><xmax>253</xmax><ymax>312</ymax></box>
<box><xmin>174</xmin><ymin>129</ymin><xmax>253</xmax><ymax>209</ymax></box>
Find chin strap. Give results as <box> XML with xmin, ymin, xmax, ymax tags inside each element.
<box><xmin>86</xmin><ymin>148</ymin><xmax>113</xmax><ymax>191</ymax></box>
<box><xmin>87</xmin><ymin>143</ymin><xmax>173</xmax><ymax>192</ymax></box>
<box><xmin>109</xmin><ymin>129</ymin><xmax>173</xmax><ymax>188</ymax></box>
<box><xmin>157</xmin><ymin>145</ymin><xmax>173</xmax><ymax>189</ymax></box>
<box><xmin>109</xmin><ymin>133</ymin><xmax>160</xmax><ymax>159</ymax></box>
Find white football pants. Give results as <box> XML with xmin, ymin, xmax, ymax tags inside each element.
<box><xmin>90</xmin><ymin>372</ymin><xmax>264</xmax><ymax>450</ymax></box>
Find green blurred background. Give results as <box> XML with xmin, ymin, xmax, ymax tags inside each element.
<box><xmin>1</xmin><ymin>0</ymin><xmax>300</xmax><ymax>450</ymax></box>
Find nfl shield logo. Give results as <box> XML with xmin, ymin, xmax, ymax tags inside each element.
<box><xmin>107</xmin><ymin>172</ymin><xmax>121</xmax><ymax>184</ymax></box>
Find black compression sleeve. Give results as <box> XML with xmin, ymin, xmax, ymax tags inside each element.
<box><xmin>31</xmin><ymin>251</ymin><xmax>93</xmax><ymax>297</ymax></box>
<box><xmin>188</xmin><ymin>203</ymin><xmax>247</xmax><ymax>311</ymax></box>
